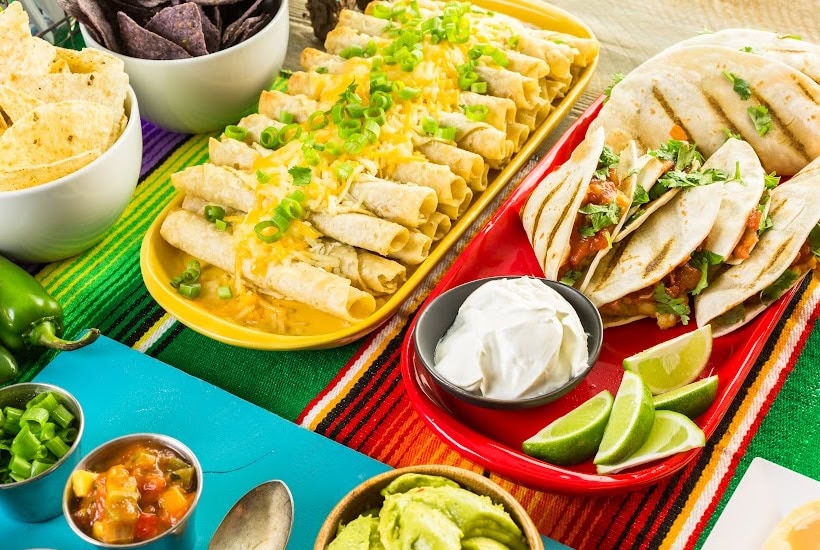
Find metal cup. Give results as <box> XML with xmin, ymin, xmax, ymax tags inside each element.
<box><xmin>0</xmin><ymin>383</ymin><xmax>85</xmax><ymax>523</ymax></box>
<box><xmin>63</xmin><ymin>433</ymin><xmax>203</xmax><ymax>549</ymax></box>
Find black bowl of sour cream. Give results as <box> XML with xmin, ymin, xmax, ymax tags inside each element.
<box><xmin>413</xmin><ymin>276</ymin><xmax>604</xmax><ymax>409</ymax></box>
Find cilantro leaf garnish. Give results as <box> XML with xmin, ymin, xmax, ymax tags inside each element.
<box><xmin>288</xmin><ymin>166</ymin><xmax>312</xmax><ymax>186</ymax></box>
<box><xmin>722</xmin><ymin>71</ymin><xmax>752</xmax><ymax>100</ymax></box>
<box><xmin>760</xmin><ymin>269</ymin><xmax>799</xmax><ymax>304</ymax></box>
<box><xmin>649</xmin><ymin>168</ymin><xmax>728</xmax><ymax>200</ymax></box>
<box><xmin>631</xmin><ymin>186</ymin><xmax>649</xmax><ymax>208</ymax></box>
<box><xmin>723</xmin><ymin>127</ymin><xmax>742</xmax><ymax>140</ymax></box>
<box><xmin>625</xmin><ymin>207</ymin><xmax>646</xmax><ymax>226</ymax></box>
<box><xmin>578</xmin><ymin>200</ymin><xmax>621</xmax><ymax>237</ymax></box>
<box><xmin>689</xmin><ymin>250</ymin><xmax>724</xmax><ymax>295</ymax></box>
<box><xmin>649</xmin><ymin>140</ymin><xmax>703</xmax><ymax>171</ymax></box>
<box><xmin>654</xmin><ymin>284</ymin><xmax>690</xmax><ymax>324</ymax></box>
<box><xmin>757</xmin><ymin>194</ymin><xmax>773</xmax><ymax>235</ymax></box>
<box><xmin>740</xmin><ymin>46</ymin><xmax>754</xmax><ymax>53</ymax></box>
<box><xmin>603</xmin><ymin>72</ymin><xmax>625</xmax><ymax>103</ymax></box>
<box><xmin>747</xmin><ymin>105</ymin><xmax>772</xmax><ymax>136</ymax></box>
<box><xmin>594</xmin><ymin>145</ymin><xmax>619</xmax><ymax>180</ymax></box>
<box><xmin>256</xmin><ymin>170</ymin><xmax>271</xmax><ymax>184</ymax></box>
<box><xmin>764</xmin><ymin>172</ymin><xmax>780</xmax><ymax>189</ymax></box>
<box><xmin>809</xmin><ymin>223</ymin><xmax>820</xmax><ymax>257</ymax></box>
<box><xmin>730</xmin><ymin>161</ymin><xmax>744</xmax><ymax>184</ymax></box>
<box><xmin>560</xmin><ymin>270</ymin><xmax>581</xmax><ymax>286</ymax></box>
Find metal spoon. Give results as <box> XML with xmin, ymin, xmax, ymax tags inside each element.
<box><xmin>209</xmin><ymin>480</ymin><xmax>294</xmax><ymax>550</ymax></box>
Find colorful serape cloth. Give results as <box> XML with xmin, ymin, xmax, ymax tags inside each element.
<box><xmin>18</xmin><ymin>116</ymin><xmax>820</xmax><ymax>549</ymax></box>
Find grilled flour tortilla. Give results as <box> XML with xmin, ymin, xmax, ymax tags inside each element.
<box><xmin>584</xmin><ymin>181</ymin><xmax>723</xmax><ymax>329</ymax></box>
<box><xmin>667</xmin><ymin>29</ymin><xmax>820</xmax><ymax>85</ymax></box>
<box><xmin>696</xmin><ymin>156</ymin><xmax>820</xmax><ymax>336</ymax></box>
<box><xmin>520</xmin><ymin>126</ymin><xmax>638</xmax><ymax>289</ymax></box>
<box><xmin>589</xmin><ymin>45</ymin><xmax>820</xmax><ymax>176</ymax></box>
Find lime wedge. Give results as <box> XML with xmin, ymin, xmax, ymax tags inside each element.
<box><xmin>623</xmin><ymin>325</ymin><xmax>713</xmax><ymax>395</ymax></box>
<box><xmin>654</xmin><ymin>375</ymin><xmax>719</xmax><ymax>419</ymax></box>
<box><xmin>593</xmin><ymin>371</ymin><xmax>655</xmax><ymax>465</ymax></box>
<box><xmin>596</xmin><ymin>410</ymin><xmax>705</xmax><ymax>474</ymax></box>
<box><xmin>522</xmin><ymin>390</ymin><xmax>614</xmax><ymax>465</ymax></box>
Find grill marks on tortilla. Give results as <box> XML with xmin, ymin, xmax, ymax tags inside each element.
<box><xmin>750</xmin><ymin>91</ymin><xmax>812</xmax><ymax>161</ymax></box>
<box><xmin>699</xmin><ymin>89</ymin><xmax>735</xmax><ymax>133</ymax></box>
<box><xmin>643</xmin><ymin>239</ymin><xmax>673</xmax><ymax>279</ymax></box>
<box><xmin>543</xmin><ymin>173</ymin><xmax>586</xmax><ymax>271</ymax></box>
<box><xmin>651</xmin><ymin>87</ymin><xmax>696</xmax><ymax>143</ymax></box>
<box><xmin>530</xmin><ymin>169</ymin><xmax>570</xmax><ymax>245</ymax></box>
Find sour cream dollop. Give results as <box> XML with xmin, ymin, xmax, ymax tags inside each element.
<box><xmin>433</xmin><ymin>277</ymin><xmax>589</xmax><ymax>400</ymax></box>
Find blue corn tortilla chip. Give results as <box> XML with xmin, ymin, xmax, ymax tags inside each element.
<box><xmin>196</xmin><ymin>4</ymin><xmax>221</xmax><ymax>53</ymax></box>
<box><xmin>145</xmin><ymin>3</ymin><xmax>209</xmax><ymax>57</ymax></box>
<box><xmin>117</xmin><ymin>11</ymin><xmax>192</xmax><ymax>59</ymax></box>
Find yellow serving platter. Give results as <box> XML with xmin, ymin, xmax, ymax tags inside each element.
<box><xmin>140</xmin><ymin>0</ymin><xmax>599</xmax><ymax>350</ymax></box>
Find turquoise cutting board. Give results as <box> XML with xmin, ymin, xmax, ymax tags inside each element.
<box><xmin>0</xmin><ymin>337</ymin><xmax>568</xmax><ymax>549</ymax></box>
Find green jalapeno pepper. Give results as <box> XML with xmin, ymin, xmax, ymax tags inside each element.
<box><xmin>0</xmin><ymin>256</ymin><xmax>100</xmax><ymax>383</ymax></box>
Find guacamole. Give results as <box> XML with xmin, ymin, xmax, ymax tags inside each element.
<box><xmin>328</xmin><ymin>474</ymin><xmax>529</xmax><ymax>550</ymax></box>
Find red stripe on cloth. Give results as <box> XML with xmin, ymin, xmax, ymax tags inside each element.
<box><xmin>684</xmin><ymin>303</ymin><xmax>820</xmax><ymax>549</ymax></box>
<box><xmin>294</xmin><ymin>331</ymin><xmax>378</xmax><ymax>425</ymax></box>
<box><xmin>329</xmin><ymin>349</ymin><xmax>402</xmax><ymax>442</ymax></box>
<box><xmin>342</xmin><ymin>365</ymin><xmax>403</xmax><ymax>450</ymax></box>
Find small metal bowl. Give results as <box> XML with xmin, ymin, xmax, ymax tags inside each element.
<box><xmin>0</xmin><ymin>383</ymin><xmax>84</xmax><ymax>522</ymax></box>
<box><xmin>413</xmin><ymin>276</ymin><xmax>604</xmax><ymax>409</ymax></box>
<box><xmin>63</xmin><ymin>433</ymin><xmax>203</xmax><ymax>549</ymax></box>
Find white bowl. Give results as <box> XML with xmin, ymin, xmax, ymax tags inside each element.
<box><xmin>80</xmin><ymin>0</ymin><xmax>290</xmax><ymax>134</ymax></box>
<box><xmin>0</xmin><ymin>87</ymin><xmax>142</xmax><ymax>263</ymax></box>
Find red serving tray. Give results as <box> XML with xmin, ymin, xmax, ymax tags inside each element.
<box><xmin>399</xmin><ymin>97</ymin><xmax>800</xmax><ymax>494</ymax></box>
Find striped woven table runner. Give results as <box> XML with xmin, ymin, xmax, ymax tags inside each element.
<box><xmin>19</xmin><ymin>118</ymin><xmax>820</xmax><ymax>549</ymax></box>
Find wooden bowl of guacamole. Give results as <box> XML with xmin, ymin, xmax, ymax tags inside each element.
<box><xmin>314</xmin><ymin>464</ymin><xmax>544</xmax><ymax>549</ymax></box>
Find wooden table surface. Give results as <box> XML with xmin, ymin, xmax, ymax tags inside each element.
<box><xmin>283</xmin><ymin>0</ymin><xmax>819</xmax><ymax>152</ymax></box>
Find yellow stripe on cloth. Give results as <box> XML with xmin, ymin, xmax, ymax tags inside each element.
<box><xmin>661</xmin><ymin>275</ymin><xmax>820</xmax><ymax>549</ymax></box>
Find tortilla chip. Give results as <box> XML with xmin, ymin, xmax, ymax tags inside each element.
<box><xmin>118</xmin><ymin>11</ymin><xmax>192</xmax><ymax>60</ymax></box>
<box><xmin>53</xmin><ymin>46</ymin><xmax>125</xmax><ymax>76</ymax></box>
<box><xmin>0</xmin><ymin>117</ymin><xmax>7</xmax><ymax>139</ymax></box>
<box><xmin>145</xmin><ymin>3</ymin><xmax>209</xmax><ymax>57</ymax></box>
<box><xmin>77</xmin><ymin>0</ymin><xmax>120</xmax><ymax>51</ymax></box>
<box><xmin>221</xmin><ymin>0</ymin><xmax>264</xmax><ymax>47</ymax></box>
<box><xmin>197</xmin><ymin>4</ymin><xmax>221</xmax><ymax>53</ymax></box>
<box><xmin>0</xmin><ymin>85</ymin><xmax>43</xmax><ymax>123</ymax></box>
<box><xmin>0</xmin><ymin>149</ymin><xmax>101</xmax><ymax>191</ymax></box>
<box><xmin>0</xmin><ymin>101</ymin><xmax>120</xmax><ymax>170</ymax></box>
<box><xmin>8</xmin><ymin>70</ymin><xmax>129</xmax><ymax>113</ymax></box>
<box><xmin>0</xmin><ymin>4</ymin><xmax>57</xmax><ymax>80</ymax></box>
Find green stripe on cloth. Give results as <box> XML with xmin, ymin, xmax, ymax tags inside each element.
<box><xmin>696</xmin><ymin>322</ymin><xmax>820</xmax><ymax>547</ymax></box>
<box><xmin>154</xmin><ymin>328</ymin><xmax>360</xmax><ymax>421</ymax></box>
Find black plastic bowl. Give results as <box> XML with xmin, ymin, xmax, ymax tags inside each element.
<box><xmin>413</xmin><ymin>276</ymin><xmax>604</xmax><ymax>409</ymax></box>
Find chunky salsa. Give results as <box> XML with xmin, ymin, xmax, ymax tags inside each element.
<box><xmin>68</xmin><ymin>441</ymin><xmax>197</xmax><ymax>544</ymax></box>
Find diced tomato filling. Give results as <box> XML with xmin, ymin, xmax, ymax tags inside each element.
<box><xmin>791</xmin><ymin>241</ymin><xmax>818</xmax><ymax>275</ymax></box>
<box><xmin>599</xmin><ymin>261</ymin><xmax>701</xmax><ymax>329</ymax></box>
<box><xmin>559</xmin><ymin>178</ymin><xmax>631</xmax><ymax>278</ymax></box>
<box><xmin>730</xmin><ymin>209</ymin><xmax>763</xmax><ymax>261</ymax></box>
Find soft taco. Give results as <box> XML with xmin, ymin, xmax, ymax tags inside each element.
<box><xmin>695</xmin><ymin>157</ymin><xmax>820</xmax><ymax>336</ymax></box>
<box><xmin>583</xmin><ymin>179</ymin><xmax>724</xmax><ymax>330</ymax></box>
<box><xmin>589</xmin><ymin>45</ymin><xmax>820</xmax><ymax>177</ymax></box>
<box><xmin>520</xmin><ymin>126</ymin><xmax>638</xmax><ymax>289</ymax></box>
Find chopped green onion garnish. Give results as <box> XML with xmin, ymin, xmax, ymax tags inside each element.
<box><xmin>422</xmin><ymin>116</ymin><xmax>439</xmax><ymax>135</ymax></box>
<box><xmin>470</xmin><ymin>81</ymin><xmax>487</xmax><ymax>94</ymax></box>
<box><xmin>364</xmin><ymin>40</ymin><xmax>377</xmax><ymax>57</ymax></box>
<box><xmin>9</xmin><ymin>455</ymin><xmax>31</xmax><ymax>479</ymax></box>
<box><xmin>19</xmin><ymin>408</ymin><xmax>48</xmax><ymax>434</ymax></box>
<box><xmin>11</xmin><ymin>429</ymin><xmax>40</xmax><ymax>460</ymax></box>
<box><xmin>330</xmin><ymin>103</ymin><xmax>345</xmax><ymax>125</ymax></box>
<box><xmin>30</xmin><ymin>459</ymin><xmax>55</xmax><ymax>478</ymax></box>
<box><xmin>254</xmin><ymin>220</ymin><xmax>283</xmax><ymax>243</ymax></box>
<box><xmin>278</xmin><ymin>197</ymin><xmax>305</xmax><ymax>219</ymax></box>
<box><xmin>26</xmin><ymin>393</ymin><xmax>58</xmax><ymax>413</ymax></box>
<box><xmin>325</xmin><ymin>140</ymin><xmax>342</xmax><ymax>156</ymax></box>
<box><xmin>214</xmin><ymin>219</ymin><xmax>229</xmax><ymax>232</ymax></box>
<box><xmin>509</xmin><ymin>35</ymin><xmax>521</xmax><ymax>49</ymax></box>
<box><xmin>364</xmin><ymin>106</ymin><xmax>386</xmax><ymax>125</ymax></box>
<box><xmin>178</xmin><ymin>283</ymin><xmax>201</xmax><ymax>300</ymax></box>
<box><xmin>458</xmin><ymin>70</ymin><xmax>478</xmax><ymax>90</ymax></box>
<box><xmin>465</xmin><ymin>104</ymin><xmax>489</xmax><ymax>121</ymax></box>
<box><xmin>345</xmin><ymin>103</ymin><xmax>366</xmax><ymax>119</ymax></box>
<box><xmin>224</xmin><ymin>125</ymin><xmax>247</xmax><ymax>142</ymax></box>
<box><xmin>204</xmin><ymin>205</ymin><xmax>225</xmax><ymax>223</ymax></box>
<box><xmin>336</xmin><ymin>162</ymin><xmax>354</xmax><ymax>180</ymax></box>
<box><xmin>370</xmin><ymin>91</ymin><xmax>393</xmax><ymax>111</ymax></box>
<box><xmin>279</xmin><ymin>111</ymin><xmax>295</xmax><ymax>124</ymax></box>
<box><xmin>343</xmin><ymin>133</ymin><xmax>368</xmax><ymax>154</ymax></box>
<box><xmin>44</xmin><ymin>437</ymin><xmax>69</xmax><ymax>459</ymax></box>
<box><xmin>308</xmin><ymin>111</ymin><xmax>329</xmax><ymax>130</ymax></box>
<box><xmin>372</xmin><ymin>4</ymin><xmax>392</xmax><ymax>19</ymax></box>
<box><xmin>339</xmin><ymin>45</ymin><xmax>364</xmax><ymax>59</ymax></box>
<box><xmin>435</xmin><ymin>126</ymin><xmax>457</xmax><ymax>141</ymax></box>
<box><xmin>260</xmin><ymin>126</ymin><xmax>279</xmax><ymax>149</ymax></box>
<box><xmin>277</xmin><ymin>123</ymin><xmax>302</xmax><ymax>145</ymax></box>
<box><xmin>316</xmin><ymin>66</ymin><xmax>328</xmax><ymax>74</ymax></box>
<box><xmin>398</xmin><ymin>86</ymin><xmax>421</xmax><ymax>100</ymax></box>
<box><xmin>338</xmin><ymin>119</ymin><xmax>363</xmax><ymax>139</ymax></box>
<box><xmin>363</xmin><ymin>119</ymin><xmax>381</xmax><ymax>143</ymax></box>
<box><xmin>217</xmin><ymin>286</ymin><xmax>233</xmax><ymax>300</ymax></box>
